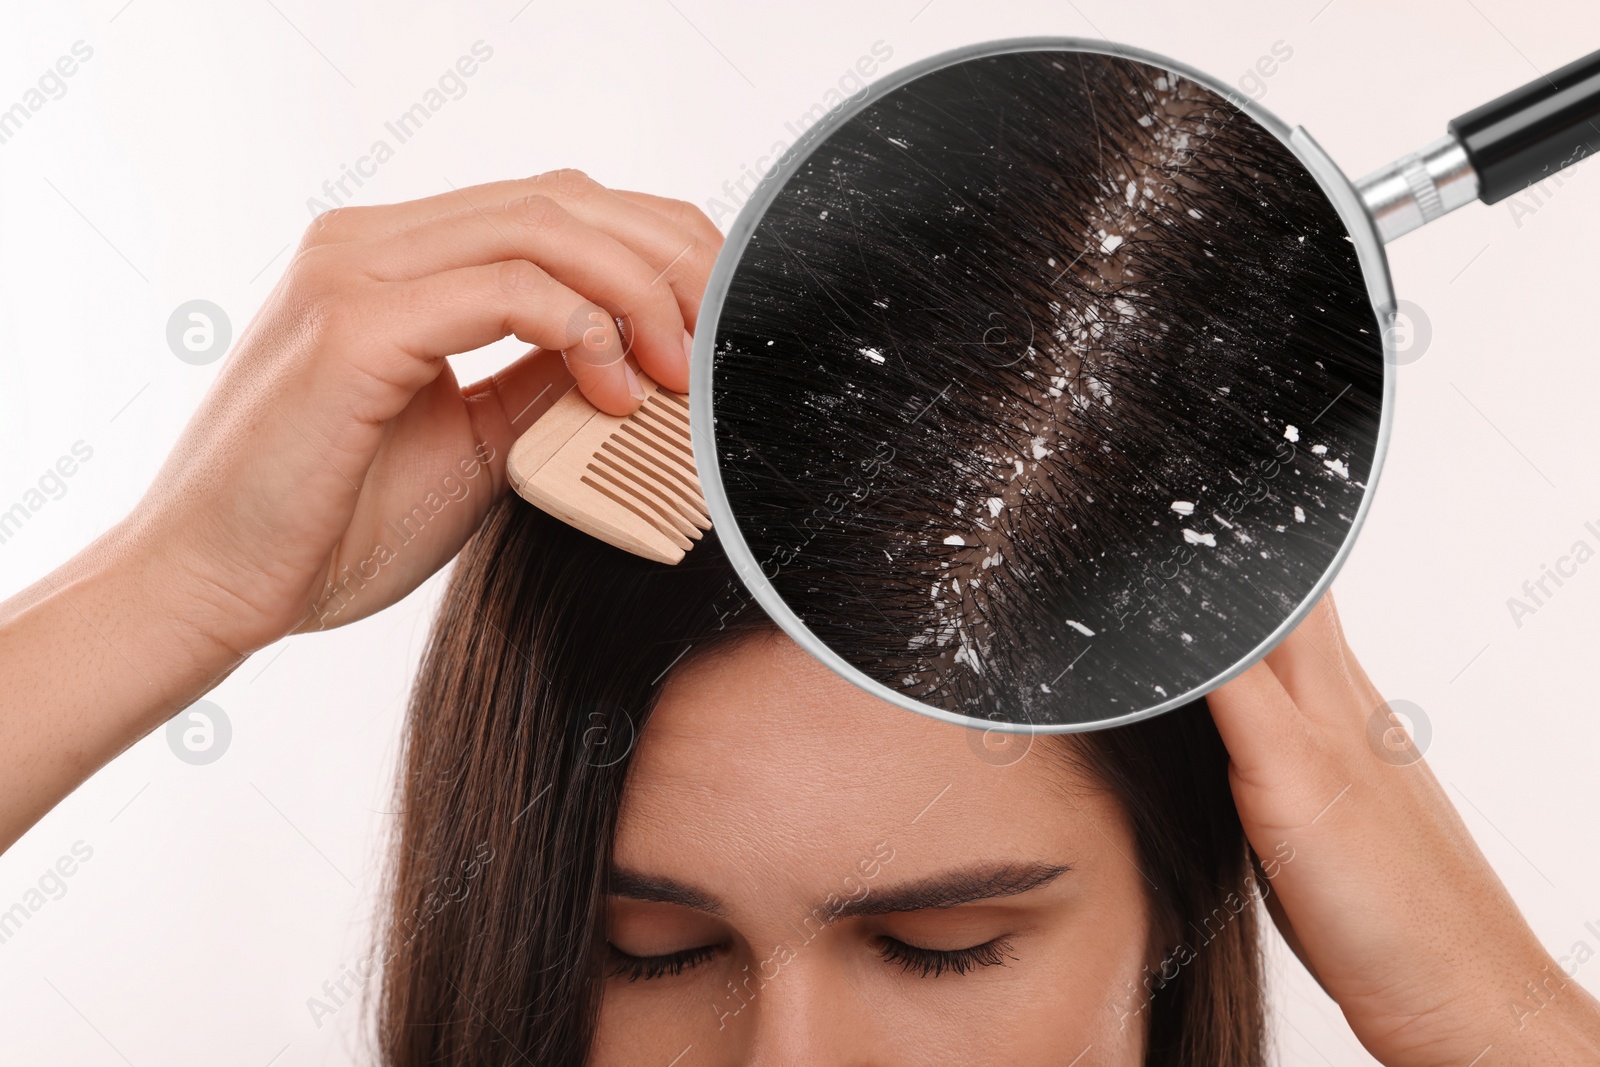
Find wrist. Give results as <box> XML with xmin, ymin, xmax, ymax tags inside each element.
<box><xmin>1346</xmin><ymin>926</ymin><xmax>1595</xmax><ymax>1067</ymax></box>
<box><xmin>1386</xmin><ymin>947</ymin><xmax>1600</xmax><ymax>1067</ymax></box>
<box><xmin>0</xmin><ymin>525</ymin><xmax>251</xmax><ymax>849</ymax></box>
<box><xmin>93</xmin><ymin>514</ymin><xmax>257</xmax><ymax>695</ymax></box>
<box><xmin>1483</xmin><ymin>949</ymin><xmax>1600</xmax><ymax>1065</ymax></box>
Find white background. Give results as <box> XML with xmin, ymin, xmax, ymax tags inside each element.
<box><xmin>3</xmin><ymin>1</ymin><xmax>1598</xmax><ymax>1064</ymax></box>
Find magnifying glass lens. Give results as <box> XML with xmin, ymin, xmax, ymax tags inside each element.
<box><xmin>706</xmin><ymin>48</ymin><xmax>1384</xmax><ymax>729</ymax></box>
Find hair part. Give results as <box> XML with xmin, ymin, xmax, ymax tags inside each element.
<box><xmin>710</xmin><ymin>49</ymin><xmax>1383</xmax><ymax>724</ymax></box>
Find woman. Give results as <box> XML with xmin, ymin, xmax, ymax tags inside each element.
<box><xmin>375</xmin><ymin>490</ymin><xmax>1597</xmax><ymax>1066</ymax></box>
<box><xmin>3</xmin><ymin>64</ymin><xmax>1599</xmax><ymax>1064</ymax></box>
<box><xmin>382</xmin><ymin>499</ymin><xmax>1268</xmax><ymax>1064</ymax></box>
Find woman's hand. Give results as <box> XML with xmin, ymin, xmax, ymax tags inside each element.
<box><xmin>1208</xmin><ymin>594</ymin><xmax>1600</xmax><ymax>1066</ymax></box>
<box><xmin>130</xmin><ymin>170</ymin><xmax>721</xmax><ymax>658</ymax></box>
<box><xmin>0</xmin><ymin>171</ymin><xmax>721</xmax><ymax>850</ymax></box>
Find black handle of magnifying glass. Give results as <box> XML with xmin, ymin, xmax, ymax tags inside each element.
<box><xmin>1449</xmin><ymin>47</ymin><xmax>1600</xmax><ymax>204</ymax></box>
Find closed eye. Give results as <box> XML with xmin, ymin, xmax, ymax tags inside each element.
<box><xmin>606</xmin><ymin>942</ymin><xmax>724</xmax><ymax>982</ymax></box>
<box><xmin>874</xmin><ymin>934</ymin><xmax>1017</xmax><ymax>978</ymax></box>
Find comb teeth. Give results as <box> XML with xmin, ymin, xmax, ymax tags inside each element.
<box><xmin>507</xmin><ymin>371</ymin><xmax>710</xmax><ymax>564</ymax></box>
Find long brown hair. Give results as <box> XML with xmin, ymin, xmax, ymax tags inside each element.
<box><xmin>376</xmin><ymin>498</ymin><xmax>1266</xmax><ymax>1065</ymax></box>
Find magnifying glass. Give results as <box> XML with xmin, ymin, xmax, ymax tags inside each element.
<box><xmin>685</xmin><ymin>37</ymin><xmax>1599</xmax><ymax>732</ymax></box>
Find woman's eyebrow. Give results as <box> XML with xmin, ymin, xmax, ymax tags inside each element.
<box><xmin>833</xmin><ymin>861</ymin><xmax>1072</xmax><ymax>919</ymax></box>
<box><xmin>608</xmin><ymin>868</ymin><xmax>728</xmax><ymax>916</ymax></box>
<box><xmin>606</xmin><ymin>861</ymin><xmax>1072</xmax><ymax>921</ymax></box>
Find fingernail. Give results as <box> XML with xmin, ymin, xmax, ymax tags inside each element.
<box><xmin>681</xmin><ymin>329</ymin><xmax>695</xmax><ymax>374</ymax></box>
<box><xmin>624</xmin><ymin>363</ymin><xmax>646</xmax><ymax>402</ymax></box>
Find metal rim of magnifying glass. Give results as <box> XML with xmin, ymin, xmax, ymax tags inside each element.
<box><xmin>689</xmin><ymin>35</ymin><xmax>1399</xmax><ymax>735</ymax></box>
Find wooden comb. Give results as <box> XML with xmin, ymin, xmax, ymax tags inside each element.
<box><xmin>507</xmin><ymin>365</ymin><xmax>711</xmax><ymax>564</ymax></box>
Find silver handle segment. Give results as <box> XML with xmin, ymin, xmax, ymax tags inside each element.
<box><xmin>1355</xmin><ymin>134</ymin><xmax>1480</xmax><ymax>244</ymax></box>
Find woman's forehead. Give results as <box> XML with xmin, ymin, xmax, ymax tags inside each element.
<box><xmin>612</xmin><ymin>634</ymin><xmax>1131</xmax><ymax>907</ymax></box>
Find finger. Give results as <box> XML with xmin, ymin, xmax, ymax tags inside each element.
<box><xmin>377</xmin><ymin>259</ymin><xmax>641</xmax><ymax>415</ymax></box>
<box><xmin>1209</xmin><ymin>663</ymin><xmax>1362</xmax><ymax>848</ymax></box>
<box><xmin>1320</xmin><ymin>592</ymin><xmax>1383</xmax><ymax>696</ymax></box>
<box><xmin>460</xmin><ymin>346</ymin><xmax>579</xmax><ymax>493</ymax></box>
<box><xmin>304</xmin><ymin>171</ymin><xmax>720</xmax><ymax>270</ymax></box>
<box><xmin>360</xmin><ymin>195</ymin><xmax>691</xmax><ymax>392</ymax></box>
<box><xmin>1271</xmin><ymin>593</ymin><xmax>1352</xmax><ymax>680</ymax></box>
<box><xmin>302</xmin><ymin>171</ymin><xmax>609</xmax><ymax>244</ymax></box>
<box><xmin>1254</xmin><ymin>852</ymin><xmax>1324</xmax><ymax>987</ymax></box>
<box><xmin>301</xmin><ymin>173</ymin><xmax>717</xmax><ymax>351</ymax></box>
<box><xmin>1206</xmin><ymin>660</ymin><xmax>1319</xmax><ymax>797</ymax></box>
<box><xmin>1262</xmin><ymin>593</ymin><xmax>1371</xmax><ymax>729</ymax></box>
<box><xmin>529</xmin><ymin>181</ymin><xmax>719</xmax><ymax>333</ymax></box>
<box><xmin>397</xmin><ymin>183</ymin><xmax>720</xmax><ymax>336</ymax></box>
<box><xmin>613</xmin><ymin>189</ymin><xmax>726</xmax><ymax>252</ymax></box>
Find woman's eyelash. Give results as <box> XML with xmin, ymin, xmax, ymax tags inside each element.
<box><xmin>605</xmin><ymin>943</ymin><xmax>721</xmax><ymax>982</ymax></box>
<box><xmin>606</xmin><ymin>936</ymin><xmax>1014</xmax><ymax>982</ymax></box>
<box><xmin>875</xmin><ymin>935</ymin><xmax>1016</xmax><ymax>978</ymax></box>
